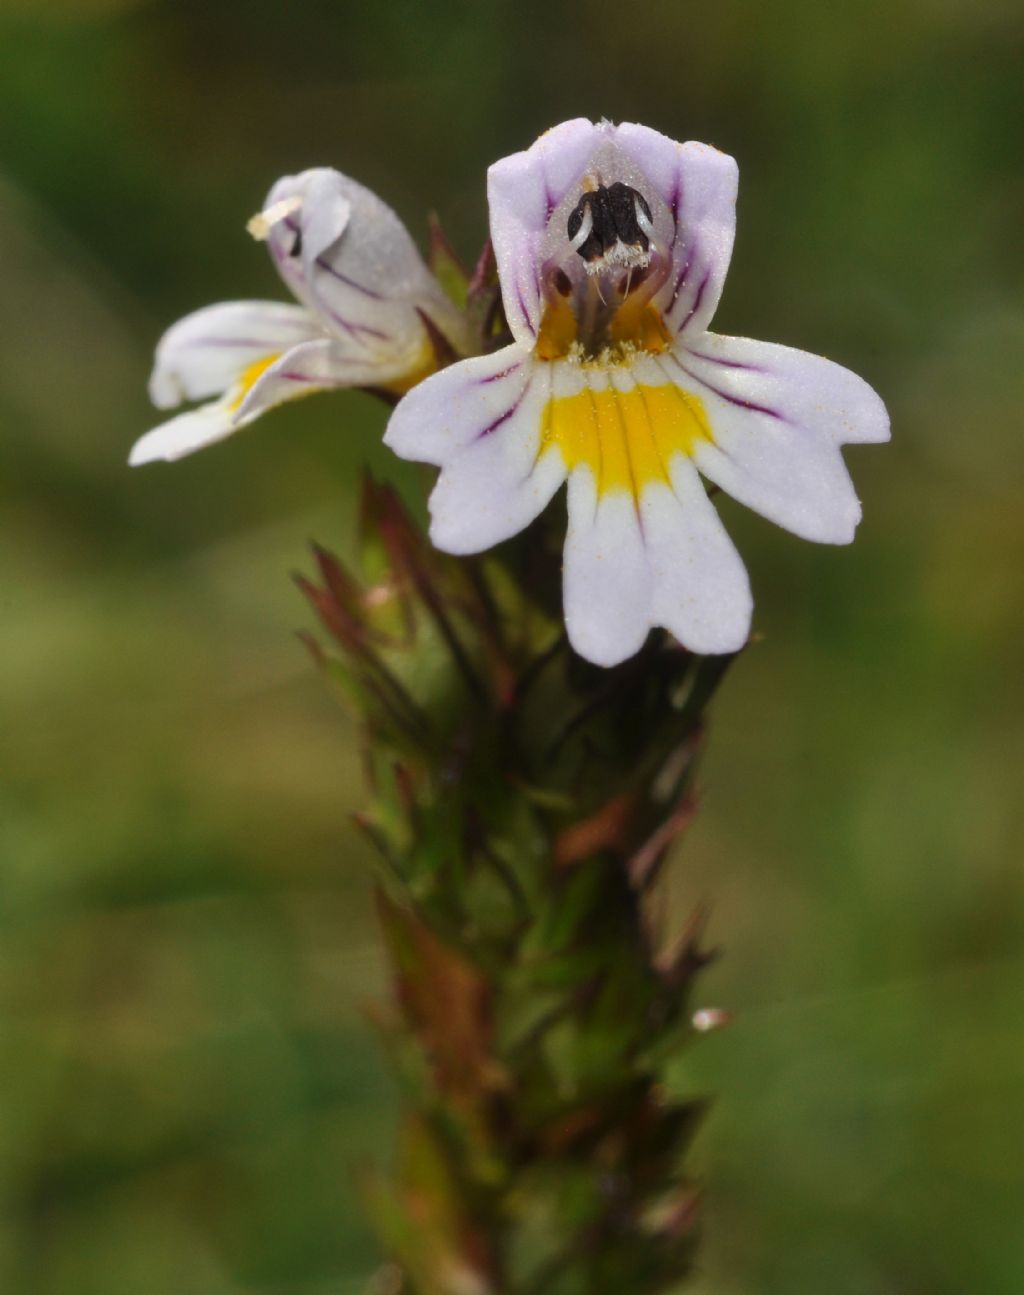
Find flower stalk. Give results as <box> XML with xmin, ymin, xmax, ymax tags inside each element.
<box><xmin>300</xmin><ymin>477</ymin><xmax>732</xmax><ymax>1295</ymax></box>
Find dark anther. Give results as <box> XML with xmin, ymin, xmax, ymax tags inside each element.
<box><xmin>288</xmin><ymin>227</ymin><xmax>303</xmax><ymax>258</ymax></box>
<box><xmin>567</xmin><ymin>182</ymin><xmax>653</xmax><ymax>264</ymax></box>
<box><xmin>553</xmin><ymin>267</ymin><xmax>573</xmax><ymax>296</ymax></box>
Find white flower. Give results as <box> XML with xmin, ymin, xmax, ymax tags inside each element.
<box><xmin>130</xmin><ymin>168</ymin><xmax>472</xmax><ymax>466</ymax></box>
<box><xmin>384</xmin><ymin>119</ymin><xmax>889</xmax><ymax>667</ymax></box>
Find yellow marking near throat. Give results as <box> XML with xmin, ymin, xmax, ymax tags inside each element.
<box><xmin>542</xmin><ymin>383</ymin><xmax>713</xmax><ymax>500</ymax></box>
<box><xmin>608</xmin><ymin>298</ymin><xmax>672</xmax><ymax>353</ymax></box>
<box><xmin>536</xmin><ymin>296</ymin><xmax>578</xmax><ymax>360</ymax></box>
<box><xmin>228</xmin><ymin>353</ymin><xmax>282</xmax><ymax>411</ymax></box>
<box><xmin>536</xmin><ymin>298</ymin><xmax>671</xmax><ymax>362</ymax></box>
<box><xmin>227</xmin><ymin>341</ymin><xmax>438</xmax><ymax>412</ymax></box>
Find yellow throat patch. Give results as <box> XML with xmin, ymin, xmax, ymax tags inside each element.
<box><xmin>228</xmin><ymin>354</ymin><xmax>282</xmax><ymax>412</ymax></box>
<box><xmin>541</xmin><ymin>383</ymin><xmax>712</xmax><ymax>500</ymax></box>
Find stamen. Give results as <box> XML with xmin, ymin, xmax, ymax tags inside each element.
<box><xmin>634</xmin><ymin>194</ymin><xmax>656</xmax><ymax>243</ymax></box>
<box><xmin>554</xmin><ymin>182</ymin><xmax>666</xmax><ymax>361</ymax></box>
<box><xmin>568</xmin><ymin>204</ymin><xmax>593</xmax><ymax>252</ymax></box>
<box><xmin>247</xmin><ymin>195</ymin><xmax>304</xmax><ymax>242</ymax></box>
<box><xmin>619</xmin><ymin>264</ymin><xmax>652</xmax><ymax>297</ymax></box>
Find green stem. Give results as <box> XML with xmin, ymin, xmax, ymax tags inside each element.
<box><xmin>303</xmin><ymin>479</ymin><xmax>733</xmax><ymax>1295</ymax></box>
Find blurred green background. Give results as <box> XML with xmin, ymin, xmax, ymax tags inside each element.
<box><xmin>2</xmin><ymin>0</ymin><xmax>1022</xmax><ymax>1291</ymax></box>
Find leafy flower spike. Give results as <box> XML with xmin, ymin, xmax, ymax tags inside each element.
<box><xmin>130</xmin><ymin>169</ymin><xmax>472</xmax><ymax>466</ymax></box>
<box><xmin>384</xmin><ymin>119</ymin><xmax>889</xmax><ymax>666</ymax></box>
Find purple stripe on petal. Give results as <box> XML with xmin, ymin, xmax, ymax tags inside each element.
<box><xmin>662</xmin><ymin>162</ymin><xmax>684</xmax><ymax>269</ymax></box>
<box><xmin>539</xmin><ymin>155</ymin><xmax>557</xmax><ymax>220</ymax></box>
<box><xmin>316</xmin><ymin>257</ymin><xmax>385</xmax><ymax>300</ymax></box>
<box><xmin>276</xmin><ymin>370</ymin><xmax>345</xmax><ymax>385</ymax></box>
<box><xmin>479</xmin><ymin>361</ymin><xmax>525</xmax><ymax>385</ymax></box>
<box><xmin>683</xmin><ymin>348</ymin><xmax>766</xmax><ymax>373</ymax></box>
<box><xmin>516</xmin><ymin>282</ymin><xmax>536</xmax><ymax>338</ymax></box>
<box><xmin>280</xmin><ymin>215</ymin><xmax>385</xmax><ymax>300</ymax></box>
<box><xmin>677</xmin><ymin>269</ymin><xmax>710</xmax><ymax>332</ymax></box>
<box><xmin>670</xmin><ymin>254</ymin><xmax>692</xmax><ymax>305</ymax></box>
<box><xmin>477</xmin><ymin>403</ymin><xmax>519</xmax><ymax>440</ymax></box>
<box><xmin>661</xmin><ymin>352</ymin><xmax>784</xmax><ymax>422</ymax></box>
<box><xmin>476</xmin><ymin>372</ymin><xmax>534</xmax><ymax>440</ymax></box>
<box><xmin>668</xmin><ymin>231</ymin><xmax>700</xmax><ymax>315</ymax></box>
<box><xmin>327</xmin><ymin>310</ymin><xmax>392</xmax><ymax>343</ymax></box>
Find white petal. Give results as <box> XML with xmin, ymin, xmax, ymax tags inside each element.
<box><xmin>656</xmin><ymin>346</ymin><xmax>865</xmax><ymax>544</ymax></box>
<box><xmin>131</xmin><ymin>336</ymin><xmax>338</xmax><ymax>466</ymax></box>
<box><xmin>640</xmin><ymin>461</ymin><xmax>752</xmax><ymax>655</ymax></box>
<box><xmin>487</xmin><ymin>119</ymin><xmax>602</xmax><ymax>346</ymax></box>
<box><xmin>129</xmin><ymin>401</ymin><xmax>240</xmax><ymax>466</ymax></box>
<box><xmin>611</xmin><ymin>126</ymin><xmax>739</xmax><ymax>339</ymax></box>
<box><xmin>148</xmin><ymin>301</ymin><xmax>321</xmax><ymax>409</ymax></box>
<box><xmin>680</xmin><ymin>332</ymin><xmax>890</xmax><ymax>445</ymax></box>
<box><xmin>563</xmin><ymin>474</ymin><xmax>653</xmax><ymax>667</ymax></box>
<box><xmin>426</xmin><ymin>364</ymin><xmax>566</xmax><ymax>554</ymax></box>
<box><xmin>260</xmin><ymin>168</ymin><xmax>472</xmax><ymax>368</ymax></box>
<box><xmin>236</xmin><ymin>337</ymin><xmax>414</xmax><ymax>424</ymax></box>
<box><xmin>383</xmin><ymin>343</ymin><xmax>536</xmax><ymax>467</ymax></box>
<box><xmin>556</xmin><ymin>369</ymin><xmax>752</xmax><ymax>664</ymax></box>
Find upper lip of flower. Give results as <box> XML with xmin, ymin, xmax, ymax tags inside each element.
<box><xmin>384</xmin><ymin>118</ymin><xmax>890</xmax><ymax>668</ymax></box>
<box><xmin>487</xmin><ymin>119</ymin><xmax>746</xmax><ymax>370</ymax></box>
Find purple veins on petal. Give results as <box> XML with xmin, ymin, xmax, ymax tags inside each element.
<box><xmin>476</xmin><ymin>374</ymin><xmax>534</xmax><ymax>441</ymax></box>
<box><xmin>479</xmin><ymin>361</ymin><xmax>526</xmax><ymax>385</ymax></box>
<box><xmin>279</xmin><ymin>215</ymin><xmax>385</xmax><ymax>300</ymax></box>
<box><xmin>515</xmin><ymin>283</ymin><xmax>536</xmax><ymax>337</ymax></box>
<box><xmin>662</xmin><ymin>165</ymin><xmax>683</xmax><ymax>259</ymax></box>
<box><xmin>316</xmin><ymin>257</ymin><xmax>386</xmax><ymax>300</ymax></box>
<box><xmin>668</xmin><ymin>176</ymin><xmax>681</xmax><ymax>225</ymax></box>
<box><xmin>663</xmin><ymin>352</ymin><xmax>785</xmax><ymax>421</ymax></box>
<box><xmin>676</xmin><ymin>269</ymin><xmax>710</xmax><ymax>332</ymax></box>
<box><xmin>669</xmin><ymin>246</ymin><xmax>695</xmax><ymax>307</ymax></box>
<box><xmin>540</xmin><ymin>158</ymin><xmax>557</xmax><ymax>219</ymax></box>
<box><xmin>683</xmin><ymin>347</ymin><xmax>766</xmax><ymax>373</ymax></box>
<box><xmin>326</xmin><ymin>310</ymin><xmax>392</xmax><ymax>343</ymax></box>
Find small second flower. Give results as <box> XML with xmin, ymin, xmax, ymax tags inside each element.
<box><xmin>130</xmin><ymin>168</ymin><xmax>472</xmax><ymax>467</ymax></box>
